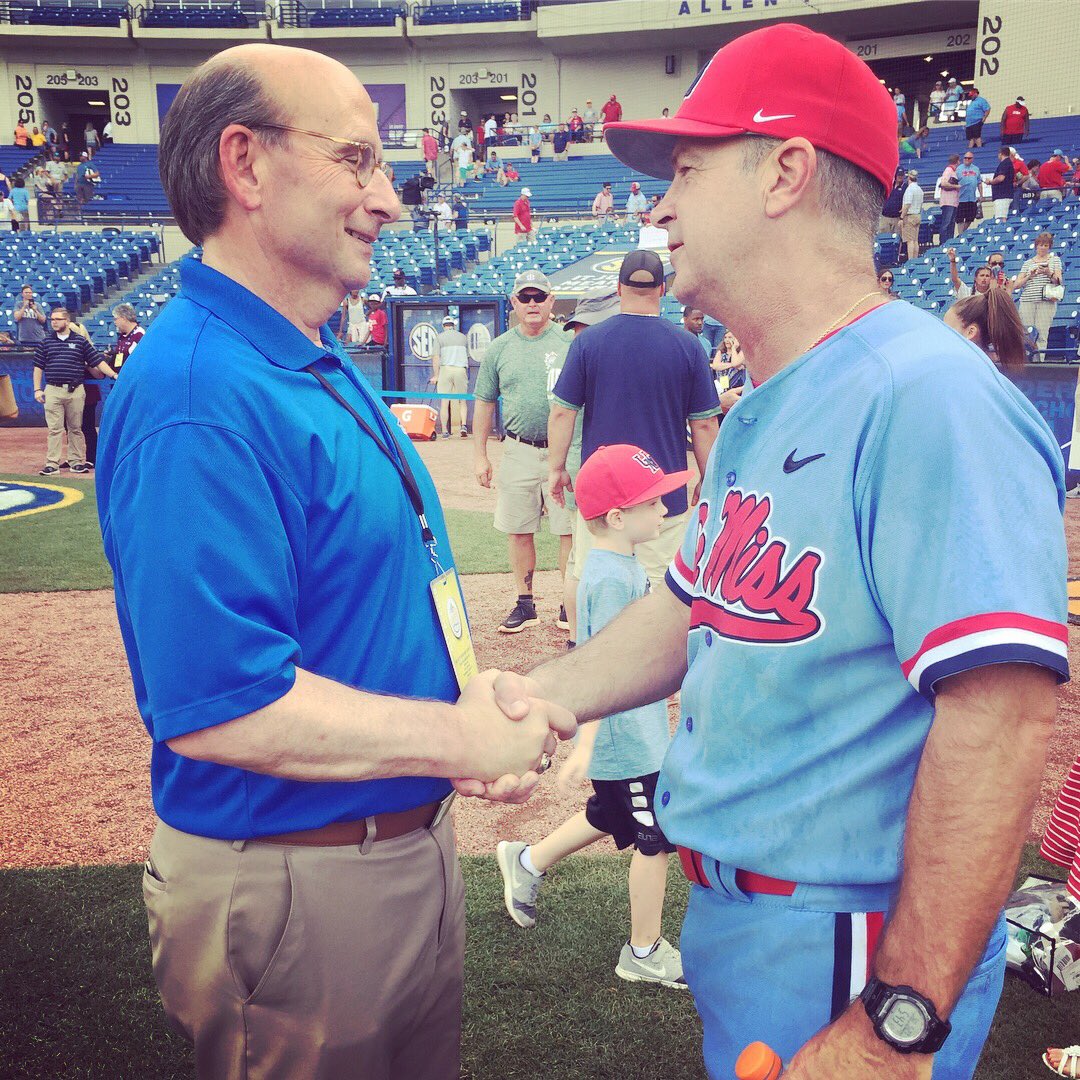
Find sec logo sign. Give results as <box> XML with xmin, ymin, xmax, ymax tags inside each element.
<box><xmin>467</xmin><ymin>323</ymin><xmax>491</xmax><ymax>363</ymax></box>
<box><xmin>409</xmin><ymin>322</ymin><xmax>439</xmax><ymax>361</ymax></box>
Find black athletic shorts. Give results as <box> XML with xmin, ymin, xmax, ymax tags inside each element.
<box><xmin>965</xmin><ymin>120</ymin><xmax>984</xmax><ymax>141</ymax></box>
<box><xmin>957</xmin><ymin>200</ymin><xmax>978</xmax><ymax>224</ymax></box>
<box><xmin>585</xmin><ymin>772</ymin><xmax>675</xmax><ymax>856</ymax></box>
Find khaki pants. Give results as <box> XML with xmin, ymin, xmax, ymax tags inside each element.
<box><xmin>571</xmin><ymin>507</ymin><xmax>689</xmax><ymax>591</ymax></box>
<box><xmin>494</xmin><ymin>436</ymin><xmax>573</xmax><ymax>536</ymax></box>
<box><xmin>143</xmin><ymin>813</ymin><xmax>465</xmax><ymax>1080</ymax></box>
<box><xmin>878</xmin><ymin>215</ymin><xmax>900</xmax><ymax>234</ymax></box>
<box><xmin>1018</xmin><ymin>298</ymin><xmax>1057</xmax><ymax>358</ymax></box>
<box><xmin>43</xmin><ymin>384</ymin><xmax>86</xmax><ymax>467</ymax></box>
<box><xmin>436</xmin><ymin>366</ymin><xmax>468</xmax><ymax>433</ymax></box>
<box><xmin>900</xmin><ymin>212</ymin><xmax>921</xmax><ymax>258</ymax></box>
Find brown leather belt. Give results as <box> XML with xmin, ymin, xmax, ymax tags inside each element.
<box><xmin>252</xmin><ymin>800</ymin><xmax>442</xmax><ymax>847</ymax></box>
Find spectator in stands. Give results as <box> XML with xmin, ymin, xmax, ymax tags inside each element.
<box><xmin>711</xmin><ymin>330</ymin><xmax>746</xmax><ymax>412</ymax></box>
<box><xmin>1014</xmin><ymin>231</ymin><xmax>1063</xmax><ymax>358</ymax></box>
<box><xmin>339</xmin><ymin>288</ymin><xmax>366</xmax><ymax>343</ymax></box>
<box><xmin>30</xmin><ymin>126</ymin><xmax>45</xmax><ymax>148</ymax></box>
<box><xmin>988</xmin><ymin>146</ymin><xmax>1016</xmax><ymax>222</ymax></box>
<box><xmin>539</xmin><ymin>113</ymin><xmax>555</xmax><ymax>138</ymax></box>
<box><xmin>32</xmin><ymin>306</ymin><xmax>116</xmax><ymax>475</ymax></box>
<box><xmin>59</xmin><ymin>121</ymin><xmax>71</xmax><ymax>162</ymax></box>
<box><xmin>945</xmin><ymin>288</ymin><xmax>1027</xmax><ymax>371</ymax></box>
<box><xmin>947</xmin><ymin>249</ymin><xmax>993</xmax><ymax>299</ymax></box>
<box><xmin>0</xmin><ymin>190</ymin><xmax>14</xmax><ymax>231</ymax></box>
<box><xmin>385</xmin><ymin>268</ymin><xmax>417</xmax><ymax>296</ymax></box>
<box><xmin>899</xmin><ymin>169</ymin><xmax>923</xmax><ymax>261</ymax></box>
<box><xmin>473</xmin><ymin>268</ymin><xmax>574</xmax><ymax>633</ymax></box>
<box><xmin>366</xmin><ymin>293</ymin><xmax>388</xmax><ymax>346</ymax></box>
<box><xmin>986</xmin><ymin>252</ymin><xmax>1009</xmax><ymax>290</ymax></box>
<box><xmin>909</xmin><ymin>126</ymin><xmax>930</xmax><ymax>158</ymax></box>
<box><xmin>108</xmin><ymin>303</ymin><xmax>145</xmax><ymax>374</ymax></box>
<box><xmin>1037</xmin><ymin>150</ymin><xmax>1069</xmax><ymax>202</ymax></box>
<box><xmin>625</xmin><ymin>182</ymin><xmax>647</xmax><ymax>223</ymax></box>
<box><xmin>552</xmin><ymin>123</ymin><xmax>570</xmax><ymax>162</ymax></box>
<box><xmin>943</xmin><ymin>77</ymin><xmax>963</xmax><ymax>119</ymax></box>
<box><xmin>529</xmin><ymin>126</ymin><xmax>541</xmax><ymax>164</ymax></box>
<box><xmin>458</xmin><ymin>109</ymin><xmax>472</xmax><ymax>132</ymax></box>
<box><xmin>484</xmin><ymin>148</ymin><xmax>502</xmax><ymax>179</ymax></box>
<box><xmin>893</xmin><ymin>89</ymin><xmax>907</xmax><ymax>135</ymax></box>
<box><xmin>937</xmin><ymin>153</ymin><xmax>960</xmax><ymax>243</ymax></box>
<box><xmin>75</xmin><ymin>152</ymin><xmax>99</xmax><ymax>207</ymax></box>
<box><xmin>432</xmin><ymin>193</ymin><xmax>452</xmax><ymax>223</ymax></box>
<box><xmin>682</xmin><ymin>306</ymin><xmax>708</xmax><ymax>356</ymax></box>
<box><xmin>453</xmin><ymin>137</ymin><xmax>474</xmax><ymax>188</ymax></box>
<box><xmin>591</xmin><ymin>181</ymin><xmax>614</xmax><ymax>220</ymax></box>
<box><xmin>429</xmin><ymin>314</ymin><xmax>470</xmax><ymax>439</ymax></box>
<box><xmin>600</xmin><ymin>93</ymin><xmax>622</xmax><ymax>126</ymax></box>
<box><xmin>956</xmin><ymin>150</ymin><xmax>981</xmax><ymax>235</ymax></box>
<box><xmin>1000</xmin><ymin>96</ymin><xmax>1029</xmax><ymax>144</ymax></box>
<box><xmin>513</xmin><ymin>186</ymin><xmax>533</xmax><ymax>242</ymax></box>
<box><xmin>483</xmin><ymin>114</ymin><xmax>497</xmax><ymax>147</ymax></box>
<box><xmin>0</xmin><ymin>169</ymin><xmax>8</xmax><ymax>198</ymax></box>
<box><xmin>33</xmin><ymin>166</ymin><xmax>61</xmax><ymax>225</ymax></box>
<box><xmin>14</xmin><ymin>285</ymin><xmax>46</xmax><ymax>343</ymax></box>
<box><xmin>879</xmin><ymin>171</ymin><xmax>905</xmax><ymax>234</ymax></box>
<box><xmin>453</xmin><ymin>193</ymin><xmax>469</xmax><ymax>231</ymax></box>
<box><xmin>102</xmin><ymin>119</ymin><xmax>114</xmax><ymax>146</ymax></box>
<box><xmin>10</xmin><ymin>178</ymin><xmax>30</xmax><ymax>231</ymax></box>
<box><xmin>568</xmin><ymin>109</ymin><xmax>585</xmax><ymax>144</ymax></box>
<box><xmin>929</xmin><ymin>80</ymin><xmax>945</xmax><ymax>122</ymax></box>
<box><xmin>1019</xmin><ymin>157</ymin><xmax>1043</xmax><ymax>208</ymax></box>
<box><xmin>421</xmin><ymin>127</ymin><xmax>439</xmax><ymax>179</ymax></box>
<box><xmin>45</xmin><ymin>155</ymin><xmax>65</xmax><ymax>192</ymax></box>
<box><xmin>548</xmin><ymin>249</ymin><xmax>721</xmax><ymax>591</ymax></box>
<box><xmin>503</xmin><ymin>161</ymin><xmax>520</xmax><ymax>186</ymax></box>
<box><xmin>965</xmin><ymin>87</ymin><xmax>990</xmax><ymax>147</ymax></box>
<box><xmin>83</xmin><ymin>122</ymin><xmax>99</xmax><ymax>158</ymax></box>
<box><xmin>877</xmin><ymin>269</ymin><xmax>897</xmax><ymax>297</ymax></box>
<box><xmin>42</xmin><ymin>121</ymin><xmax>56</xmax><ymax>159</ymax></box>
<box><xmin>14</xmin><ymin>121</ymin><xmax>29</xmax><ymax>147</ymax></box>
<box><xmin>583</xmin><ymin>100</ymin><xmax>598</xmax><ymax>140</ymax></box>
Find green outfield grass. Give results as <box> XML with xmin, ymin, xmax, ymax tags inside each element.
<box><xmin>0</xmin><ymin>848</ymin><xmax>1073</xmax><ymax>1079</ymax></box>
<box><xmin>0</xmin><ymin>474</ymin><xmax>557</xmax><ymax>592</ymax></box>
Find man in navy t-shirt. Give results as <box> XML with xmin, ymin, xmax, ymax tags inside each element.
<box><xmin>548</xmin><ymin>249</ymin><xmax>721</xmax><ymax>587</ymax></box>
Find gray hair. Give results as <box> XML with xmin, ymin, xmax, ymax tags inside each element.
<box><xmin>112</xmin><ymin>303</ymin><xmax>138</xmax><ymax>323</ymax></box>
<box><xmin>740</xmin><ymin>136</ymin><xmax>883</xmax><ymax>242</ymax></box>
<box><xmin>159</xmin><ymin>61</ymin><xmax>287</xmax><ymax>245</ymax></box>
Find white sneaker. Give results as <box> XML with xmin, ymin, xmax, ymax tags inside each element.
<box><xmin>496</xmin><ymin>840</ymin><xmax>542</xmax><ymax>928</ymax></box>
<box><xmin>615</xmin><ymin>937</ymin><xmax>688</xmax><ymax>989</ymax></box>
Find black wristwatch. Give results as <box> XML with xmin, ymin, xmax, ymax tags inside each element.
<box><xmin>859</xmin><ymin>976</ymin><xmax>951</xmax><ymax>1055</ymax></box>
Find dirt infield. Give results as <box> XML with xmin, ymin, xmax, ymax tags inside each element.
<box><xmin>1</xmin><ymin>434</ymin><xmax>1078</xmax><ymax>871</ymax></box>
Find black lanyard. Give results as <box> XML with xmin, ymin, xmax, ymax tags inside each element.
<box><xmin>305</xmin><ymin>364</ymin><xmax>443</xmax><ymax>572</ymax></box>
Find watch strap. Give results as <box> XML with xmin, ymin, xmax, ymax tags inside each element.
<box><xmin>860</xmin><ymin>976</ymin><xmax>951</xmax><ymax>1055</ymax></box>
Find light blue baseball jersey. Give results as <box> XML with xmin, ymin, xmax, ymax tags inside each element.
<box><xmin>660</xmin><ymin>301</ymin><xmax>1068</xmax><ymax>886</ymax></box>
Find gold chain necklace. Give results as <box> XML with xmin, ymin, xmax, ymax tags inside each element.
<box><xmin>801</xmin><ymin>290</ymin><xmax>888</xmax><ymax>356</ymax></box>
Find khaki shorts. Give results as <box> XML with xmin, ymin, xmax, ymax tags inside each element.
<box><xmin>571</xmin><ymin>507</ymin><xmax>689</xmax><ymax>590</ymax></box>
<box><xmin>494</xmin><ymin>435</ymin><xmax>573</xmax><ymax>536</ymax></box>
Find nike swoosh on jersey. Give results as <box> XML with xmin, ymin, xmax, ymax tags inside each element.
<box><xmin>753</xmin><ymin>109</ymin><xmax>797</xmax><ymax>123</ymax></box>
<box><xmin>783</xmin><ymin>450</ymin><xmax>826</xmax><ymax>473</ymax></box>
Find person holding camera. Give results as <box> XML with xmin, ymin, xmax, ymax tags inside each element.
<box><xmin>13</xmin><ymin>284</ymin><xmax>47</xmax><ymax>343</ymax></box>
<box><xmin>1013</xmin><ymin>230</ymin><xmax>1063</xmax><ymax>359</ymax></box>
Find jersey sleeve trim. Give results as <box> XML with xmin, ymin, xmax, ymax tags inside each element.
<box><xmin>665</xmin><ymin>567</ymin><xmax>693</xmax><ymax>607</ymax></box>
<box><xmin>550</xmin><ymin>394</ymin><xmax>581</xmax><ymax>412</ymax></box>
<box><xmin>901</xmin><ymin>612</ymin><xmax>1069</xmax><ymax>698</ymax></box>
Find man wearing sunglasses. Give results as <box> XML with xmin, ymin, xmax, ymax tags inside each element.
<box><xmin>474</xmin><ymin>270</ymin><xmax>574</xmax><ymax>634</ymax></box>
<box><xmin>94</xmin><ymin>44</ymin><xmax>574</xmax><ymax>1078</ymax></box>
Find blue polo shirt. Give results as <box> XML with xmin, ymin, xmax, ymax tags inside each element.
<box><xmin>96</xmin><ymin>257</ymin><xmax>457</xmax><ymax>840</ymax></box>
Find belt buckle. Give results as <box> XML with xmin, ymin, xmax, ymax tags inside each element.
<box><xmin>430</xmin><ymin>791</ymin><xmax>456</xmax><ymax>828</ymax></box>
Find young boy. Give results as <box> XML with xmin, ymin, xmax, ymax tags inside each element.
<box><xmin>496</xmin><ymin>443</ymin><xmax>689</xmax><ymax>988</ymax></box>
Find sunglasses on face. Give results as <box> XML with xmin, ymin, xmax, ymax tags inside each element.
<box><xmin>516</xmin><ymin>290</ymin><xmax>549</xmax><ymax>304</ymax></box>
<box><xmin>880</xmin><ymin>275</ymin><xmax>894</xmax><ymax>283</ymax></box>
<box><xmin>989</xmin><ymin>261</ymin><xmax>1004</xmax><ymax>267</ymax></box>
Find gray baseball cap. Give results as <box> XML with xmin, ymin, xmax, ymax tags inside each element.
<box><xmin>566</xmin><ymin>291</ymin><xmax>620</xmax><ymax>329</ymax></box>
<box><xmin>512</xmin><ymin>269</ymin><xmax>552</xmax><ymax>296</ymax></box>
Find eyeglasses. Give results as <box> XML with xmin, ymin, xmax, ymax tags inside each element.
<box><xmin>254</xmin><ymin>124</ymin><xmax>390</xmax><ymax>188</ymax></box>
<box><xmin>879</xmin><ymin>275</ymin><xmax>894</xmax><ymax>283</ymax></box>
<box><xmin>515</xmin><ymin>290</ymin><xmax>550</xmax><ymax>304</ymax></box>
<box><xmin>988</xmin><ymin>260</ymin><xmax>1004</xmax><ymax>267</ymax></box>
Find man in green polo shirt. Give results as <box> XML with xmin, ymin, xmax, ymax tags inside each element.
<box><xmin>474</xmin><ymin>270</ymin><xmax>573</xmax><ymax>634</ymax></box>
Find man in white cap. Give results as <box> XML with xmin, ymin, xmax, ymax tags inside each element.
<box><xmin>469</xmin><ymin>21</ymin><xmax>1066</xmax><ymax>1080</ymax></box>
<box><xmin>625</xmin><ymin>181</ymin><xmax>647</xmax><ymax>222</ymax></box>
<box><xmin>429</xmin><ymin>313</ymin><xmax>470</xmax><ymax>438</ymax></box>
<box><xmin>1000</xmin><ymin>95</ymin><xmax>1029</xmax><ymax>144</ymax></box>
<box><xmin>385</xmin><ymin>267</ymin><xmax>417</xmax><ymax>296</ymax></box>
<box><xmin>900</xmin><ymin>168</ymin><xmax>924</xmax><ymax>260</ymax></box>
<box><xmin>513</xmin><ymin>186</ymin><xmax>533</xmax><ymax>242</ymax></box>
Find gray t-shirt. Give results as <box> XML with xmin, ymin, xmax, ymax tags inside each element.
<box><xmin>577</xmin><ymin>550</ymin><xmax>670</xmax><ymax>781</ymax></box>
<box><xmin>14</xmin><ymin>299</ymin><xmax>47</xmax><ymax>343</ymax></box>
<box><xmin>434</xmin><ymin>328</ymin><xmax>469</xmax><ymax>368</ymax></box>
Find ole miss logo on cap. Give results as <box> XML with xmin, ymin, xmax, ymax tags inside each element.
<box><xmin>632</xmin><ymin>450</ymin><xmax>661</xmax><ymax>474</ymax></box>
<box><xmin>677</xmin><ymin>488</ymin><xmax>824</xmax><ymax>645</ymax></box>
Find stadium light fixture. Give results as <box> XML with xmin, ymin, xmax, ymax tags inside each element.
<box><xmin>88</xmin><ymin>100</ymin><xmax>107</xmax><ymax>107</ymax></box>
<box><xmin>923</xmin><ymin>55</ymin><xmax>933</xmax><ymax>62</ymax></box>
<box><xmin>940</xmin><ymin>70</ymin><xmax>949</xmax><ymax>77</ymax></box>
<box><xmin>499</xmin><ymin>94</ymin><xmax>516</xmax><ymax>101</ymax></box>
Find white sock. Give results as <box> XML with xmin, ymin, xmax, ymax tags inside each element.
<box><xmin>518</xmin><ymin>845</ymin><xmax>542</xmax><ymax>877</ymax></box>
<box><xmin>630</xmin><ymin>939</ymin><xmax>659</xmax><ymax>959</ymax></box>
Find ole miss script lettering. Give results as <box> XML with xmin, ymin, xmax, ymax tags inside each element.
<box><xmin>678</xmin><ymin>488</ymin><xmax>824</xmax><ymax>644</ymax></box>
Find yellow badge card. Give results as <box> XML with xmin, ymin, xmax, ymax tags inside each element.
<box><xmin>430</xmin><ymin>569</ymin><xmax>479</xmax><ymax>692</ymax></box>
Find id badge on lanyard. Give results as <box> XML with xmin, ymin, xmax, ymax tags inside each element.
<box><xmin>306</xmin><ymin>363</ymin><xmax>478</xmax><ymax>690</ymax></box>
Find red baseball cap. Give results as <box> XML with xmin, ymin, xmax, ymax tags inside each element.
<box><xmin>604</xmin><ymin>23</ymin><xmax>898</xmax><ymax>193</ymax></box>
<box><xmin>575</xmin><ymin>445</ymin><xmax>690</xmax><ymax>521</ymax></box>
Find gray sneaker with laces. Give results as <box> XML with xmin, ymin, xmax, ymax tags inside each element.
<box><xmin>496</xmin><ymin>840</ymin><xmax>543</xmax><ymax>928</ymax></box>
<box><xmin>615</xmin><ymin>937</ymin><xmax>688</xmax><ymax>989</ymax></box>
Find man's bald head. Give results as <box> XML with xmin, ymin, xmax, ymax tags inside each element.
<box><xmin>159</xmin><ymin>45</ymin><xmax>373</xmax><ymax>245</ymax></box>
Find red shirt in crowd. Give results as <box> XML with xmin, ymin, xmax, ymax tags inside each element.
<box><xmin>1000</xmin><ymin>102</ymin><xmax>1029</xmax><ymax>136</ymax></box>
<box><xmin>1038</xmin><ymin>158</ymin><xmax>1069</xmax><ymax>191</ymax></box>
<box><xmin>368</xmin><ymin>307</ymin><xmax>387</xmax><ymax>345</ymax></box>
<box><xmin>1012</xmin><ymin>157</ymin><xmax>1029</xmax><ymax>177</ymax></box>
<box><xmin>513</xmin><ymin>196</ymin><xmax>532</xmax><ymax>235</ymax></box>
<box><xmin>422</xmin><ymin>133</ymin><xmax>438</xmax><ymax>161</ymax></box>
<box><xmin>600</xmin><ymin>97</ymin><xmax>622</xmax><ymax>124</ymax></box>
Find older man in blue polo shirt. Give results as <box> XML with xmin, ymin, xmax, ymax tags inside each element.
<box><xmin>95</xmin><ymin>44</ymin><xmax>573</xmax><ymax>1079</ymax></box>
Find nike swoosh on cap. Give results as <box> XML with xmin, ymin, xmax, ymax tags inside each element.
<box><xmin>753</xmin><ymin>109</ymin><xmax>797</xmax><ymax>123</ymax></box>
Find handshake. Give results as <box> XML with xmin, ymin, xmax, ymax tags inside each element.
<box><xmin>450</xmin><ymin>670</ymin><xmax>577</xmax><ymax>805</ymax></box>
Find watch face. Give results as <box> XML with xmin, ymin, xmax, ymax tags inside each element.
<box><xmin>881</xmin><ymin>997</ymin><xmax>930</xmax><ymax>1046</ymax></box>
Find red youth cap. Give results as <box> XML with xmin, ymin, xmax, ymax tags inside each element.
<box><xmin>604</xmin><ymin>22</ymin><xmax>899</xmax><ymax>193</ymax></box>
<box><xmin>575</xmin><ymin>445</ymin><xmax>690</xmax><ymax>521</ymax></box>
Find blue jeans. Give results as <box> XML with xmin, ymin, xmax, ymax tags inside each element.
<box><xmin>680</xmin><ymin>859</ymin><xmax>1007</xmax><ymax>1079</ymax></box>
<box><xmin>938</xmin><ymin>204</ymin><xmax>957</xmax><ymax>244</ymax></box>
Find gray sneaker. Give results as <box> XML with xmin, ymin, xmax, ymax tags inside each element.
<box><xmin>615</xmin><ymin>937</ymin><xmax>688</xmax><ymax>989</ymax></box>
<box><xmin>496</xmin><ymin>840</ymin><xmax>542</xmax><ymax>928</ymax></box>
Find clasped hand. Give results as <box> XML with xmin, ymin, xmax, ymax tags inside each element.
<box><xmin>452</xmin><ymin>670</ymin><xmax>576</xmax><ymax>804</ymax></box>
